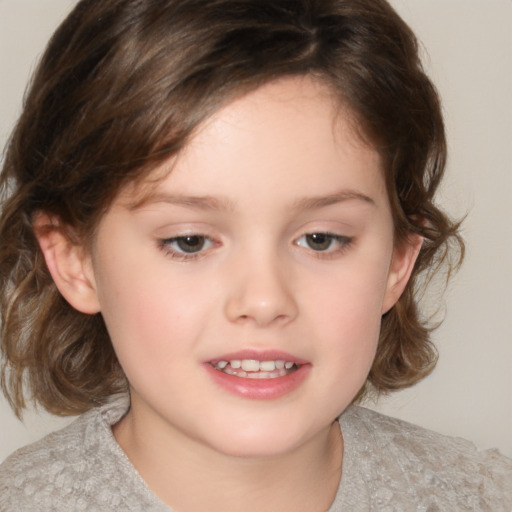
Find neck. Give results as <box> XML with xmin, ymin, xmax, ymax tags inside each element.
<box><xmin>113</xmin><ymin>404</ymin><xmax>343</xmax><ymax>512</ymax></box>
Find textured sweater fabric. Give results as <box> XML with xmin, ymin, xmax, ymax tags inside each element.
<box><xmin>1</xmin><ymin>395</ymin><xmax>511</xmax><ymax>511</ymax></box>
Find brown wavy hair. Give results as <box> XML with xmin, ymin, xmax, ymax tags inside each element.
<box><xmin>0</xmin><ymin>0</ymin><xmax>463</xmax><ymax>417</ymax></box>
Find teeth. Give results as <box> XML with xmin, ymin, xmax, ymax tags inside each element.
<box><xmin>247</xmin><ymin>371</ymin><xmax>269</xmax><ymax>379</ymax></box>
<box><xmin>237</xmin><ymin>359</ymin><xmax>295</xmax><ymax>372</ymax></box>
<box><xmin>224</xmin><ymin>367</ymin><xmax>247</xmax><ymax>377</ymax></box>
<box><xmin>241</xmin><ymin>360</ymin><xmax>260</xmax><ymax>372</ymax></box>
<box><xmin>213</xmin><ymin>358</ymin><xmax>298</xmax><ymax>377</ymax></box>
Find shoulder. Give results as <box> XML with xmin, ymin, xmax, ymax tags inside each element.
<box><xmin>0</xmin><ymin>407</ymin><xmax>109</xmax><ymax>510</ymax></box>
<box><xmin>0</xmin><ymin>396</ymin><xmax>167</xmax><ymax>511</ymax></box>
<box><xmin>339</xmin><ymin>406</ymin><xmax>512</xmax><ymax>511</ymax></box>
<box><xmin>0</xmin><ymin>409</ymin><xmax>94</xmax><ymax>510</ymax></box>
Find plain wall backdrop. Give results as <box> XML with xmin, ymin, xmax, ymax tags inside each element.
<box><xmin>1</xmin><ymin>0</ymin><xmax>511</xmax><ymax>462</ymax></box>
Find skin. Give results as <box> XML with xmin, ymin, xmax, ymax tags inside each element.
<box><xmin>37</xmin><ymin>76</ymin><xmax>420</xmax><ymax>511</ymax></box>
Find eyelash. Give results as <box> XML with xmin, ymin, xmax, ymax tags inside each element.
<box><xmin>294</xmin><ymin>232</ymin><xmax>353</xmax><ymax>257</ymax></box>
<box><xmin>158</xmin><ymin>234</ymin><xmax>215</xmax><ymax>261</ymax></box>
<box><xmin>158</xmin><ymin>232</ymin><xmax>353</xmax><ymax>261</ymax></box>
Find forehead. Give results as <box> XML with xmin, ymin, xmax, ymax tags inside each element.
<box><xmin>120</xmin><ymin>76</ymin><xmax>385</xmax><ymax>210</ymax></box>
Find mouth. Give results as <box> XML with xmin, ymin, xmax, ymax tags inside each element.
<box><xmin>210</xmin><ymin>359</ymin><xmax>299</xmax><ymax>379</ymax></box>
<box><xmin>205</xmin><ymin>351</ymin><xmax>310</xmax><ymax>399</ymax></box>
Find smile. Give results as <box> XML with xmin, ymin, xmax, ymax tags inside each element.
<box><xmin>211</xmin><ymin>359</ymin><xmax>298</xmax><ymax>379</ymax></box>
<box><xmin>205</xmin><ymin>352</ymin><xmax>310</xmax><ymax>399</ymax></box>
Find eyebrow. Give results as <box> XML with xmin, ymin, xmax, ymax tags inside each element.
<box><xmin>291</xmin><ymin>190</ymin><xmax>376</xmax><ymax>210</ymax></box>
<box><xmin>130</xmin><ymin>189</ymin><xmax>375</xmax><ymax>212</ymax></box>
<box><xmin>129</xmin><ymin>193</ymin><xmax>236</xmax><ymax>212</ymax></box>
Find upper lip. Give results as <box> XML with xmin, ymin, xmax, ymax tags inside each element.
<box><xmin>206</xmin><ymin>350</ymin><xmax>309</xmax><ymax>365</ymax></box>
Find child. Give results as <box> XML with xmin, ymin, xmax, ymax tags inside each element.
<box><xmin>0</xmin><ymin>0</ymin><xmax>510</xmax><ymax>510</ymax></box>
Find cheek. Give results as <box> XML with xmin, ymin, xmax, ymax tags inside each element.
<box><xmin>304</xmin><ymin>256</ymin><xmax>389</xmax><ymax>363</ymax></box>
<box><xmin>94</xmin><ymin>255</ymin><xmax>215</xmax><ymax>367</ymax></box>
<box><xmin>296</xmin><ymin>269</ymin><xmax>384</xmax><ymax>416</ymax></box>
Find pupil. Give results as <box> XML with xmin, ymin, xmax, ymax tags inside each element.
<box><xmin>177</xmin><ymin>236</ymin><xmax>205</xmax><ymax>253</ymax></box>
<box><xmin>306</xmin><ymin>233</ymin><xmax>331</xmax><ymax>251</ymax></box>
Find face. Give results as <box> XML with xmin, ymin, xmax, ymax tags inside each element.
<box><xmin>77</xmin><ymin>77</ymin><xmax>416</xmax><ymax>458</ymax></box>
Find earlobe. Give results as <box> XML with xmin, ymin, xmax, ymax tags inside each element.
<box><xmin>33</xmin><ymin>212</ymin><xmax>101</xmax><ymax>314</ymax></box>
<box><xmin>382</xmin><ymin>234</ymin><xmax>423</xmax><ymax>314</ymax></box>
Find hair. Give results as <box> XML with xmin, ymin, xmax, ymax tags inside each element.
<box><xmin>0</xmin><ymin>0</ymin><xmax>463</xmax><ymax>417</ymax></box>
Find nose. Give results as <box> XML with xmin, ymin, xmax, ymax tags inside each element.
<box><xmin>223</xmin><ymin>251</ymin><xmax>298</xmax><ymax>327</ymax></box>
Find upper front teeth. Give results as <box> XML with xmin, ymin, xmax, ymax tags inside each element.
<box><xmin>242</xmin><ymin>360</ymin><xmax>261</xmax><ymax>371</ymax></box>
<box><xmin>215</xmin><ymin>359</ymin><xmax>295</xmax><ymax>372</ymax></box>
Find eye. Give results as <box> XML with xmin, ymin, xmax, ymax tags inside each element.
<box><xmin>295</xmin><ymin>232</ymin><xmax>352</xmax><ymax>252</ymax></box>
<box><xmin>159</xmin><ymin>234</ymin><xmax>214</xmax><ymax>259</ymax></box>
<box><xmin>173</xmin><ymin>235</ymin><xmax>208</xmax><ymax>253</ymax></box>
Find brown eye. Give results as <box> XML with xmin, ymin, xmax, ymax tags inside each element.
<box><xmin>175</xmin><ymin>235</ymin><xmax>207</xmax><ymax>253</ymax></box>
<box><xmin>159</xmin><ymin>234</ymin><xmax>215</xmax><ymax>261</ymax></box>
<box><xmin>305</xmin><ymin>233</ymin><xmax>333</xmax><ymax>251</ymax></box>
<box><xmin>295</xmin><ymin>232</ymin><xmax>352</xmax><ymax>253</ymax></box>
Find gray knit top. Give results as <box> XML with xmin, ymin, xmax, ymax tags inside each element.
<box><xmin>1</xmin><ymin>395</ymin><xmax>511</xmax><ymax>511</ymax></box>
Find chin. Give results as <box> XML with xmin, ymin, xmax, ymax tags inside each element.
<box><xmin>203</xmin><ymin>416</ymin><xmax>327</xmax><ymax>460</ymax></box>
<box><xmin>212</xmin><ymin>436</ymin><xmax>303</xmax><ymax>459</ymax></box>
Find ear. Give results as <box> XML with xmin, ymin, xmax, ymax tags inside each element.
<box><xmin>381</xmin><ymin>234</ymin><xmax>423</xmax><ymax>314</ymax></box>
<box><xmin>33</xmin><ymin>212</ymin><xmax>101</xmax><ymax>314</ymax></box>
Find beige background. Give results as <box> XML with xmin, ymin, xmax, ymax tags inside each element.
<box><xmin>1</xmin><ymin>0</ymin><xmax>511</xmax><ymax>462</ymax></box>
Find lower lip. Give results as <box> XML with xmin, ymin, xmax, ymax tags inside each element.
<box><xmin>203</xmin><ymin>363</ymin><xmax>311</xmax><ymax>400</ymax></box>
